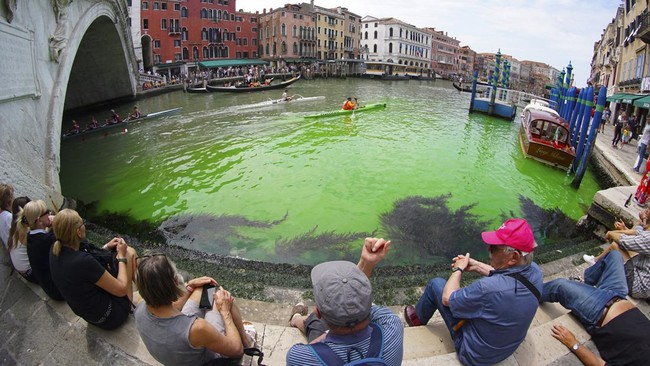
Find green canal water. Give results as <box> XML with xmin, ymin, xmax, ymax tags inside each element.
<box><xmin>60</xmin><ymin>79</ymin><xmax>601</xmax><ymax>265</ymax></box>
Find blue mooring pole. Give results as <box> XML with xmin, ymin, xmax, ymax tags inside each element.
<box><xmin>550</xmin><ymin>88</ymin><xmax>559</xmax><ymax>110</ymax></box>
<box><xmin>563</xmin><ymin>87</ymin><xmax>577</xmax><ymax>120</ymax></box>
<box><xmin>570</xmin><ymin>88</ymin><xmax>586</xmax><ymax>147</ymax></box>
<box><xmin>571</xmin><ymin>87</ymin><xmax>594</xmax><ymax>174</ymax></box>
<box><xmin>469</xmin><ymin>70</ymin><xmax>478</xmax><ymax>111</ymax></box>
<box><xmin>489</xmin><ymin>50</ymin><xmax>502</xmax><ymax>114</ymax></box>
<box><xmin>572</xmin><ymin>86</ymin><xmax>606</xmax><ymax>188</ymax></box>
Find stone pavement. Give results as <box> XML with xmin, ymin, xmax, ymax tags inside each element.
<box><xmin>593</xmin><ymin>118</ymin><xmax>643</xmax><ymax>186</ymax></box>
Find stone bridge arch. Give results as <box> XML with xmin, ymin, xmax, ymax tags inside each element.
<box><xmin>0</xmin><ymin>1</ymin><xmax>137</xmax><ymax>205</ymax></box>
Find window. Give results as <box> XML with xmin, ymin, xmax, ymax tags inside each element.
<box><xmin>142</xmin><ymin>2</ymin><xmax>148</xmax><ymax>10</ymax></box>
<box><xmin>175</xmin><ymin>53</ymin><xmax>182</xmax><ymax>61</ymax></box>
<box><xmin>374</xmin><ymin>31</ymin><xmax>377</xmax><ymax>39</ymax></box>
<box><xmin>293</xmin><ymin>25</ymin><xmax>297</xmax><ymax>37</ymax></box>
<box><xmin>153</xmin><ymin>2</ymin><xmax>159</xmax><ymax>10</ymax></box>
<box><xmin>201</xmin><ymin>9</ymin><xmax>207</xmax><ymax>19</ymax></box>
<box><xmin>252</xmin><ymin>27</ymin><xmax>257</xmax><ymax>33</ymax></box>
<box><xmin>174</xmin><ymin>3</ymin><xmax>180</xmax><ymax>11</ymax></box>
<box><xmin>389</xmin><ymin>28</ymin><xmax>393</xmax><ymax>37</ymax></box>
<box><xmin>161</xmin><ymin>2</ymin><xmax>167</xmax><ymax>10</ymax></box>
<box><xmin>281</xmin><ymin>41</ymin><xmax>287</xmax><ymax>54</ymax></box>
<box><xmin>389</xmin><ymin>42</ymin><xmax>392</xmax><ymax>53</ymax></box>
<box><xmin>236</xmin><ymin>26</ymin><xmax>241</xmax><ymax>32</ymax></box>
<box><xmin>252</xmin><ymin>39</ymin><xmax>257</xmax><ymax>46</ymax></box>
<box><xmin>174</xmin><ymin>39</ymin><xmax>181</xmax><ymax>47</ymax></box>
<box><xmin>635</xmin><ymin>52</ymin><xmax>644</xmax><ymax>78</ymax></box>
<box><xmin>143</xmin><ymin>19</ymin><xmax>149</xmax><ymax>30</ymax></box>
<box><xmin>373</xmin><ymin>44</ymin><xmax>377</xmax><ymax>53</ymax></box>
<box><xmin>293</xmin><ymin>42</ymin><xmax>298</xmax><ymax>54</ymax></box>
<box><xmin>154</xmin><ymin>40</ymin><xmax>161</xmax><ymax>48</ymax></box>
<box><xmin>282</xmin><ymin>23</ymin><xmax>286</xmax><ymax>36</ymax></box>
<box><xmin>243</xmin><ymin>38</ymin><xmax>248</xmax><ymax>46</ymax></box>
<box><xmin>161</xmin><ymin>19</ymin><xmax>167</xmax><ymax>29</ymax></box>
<box><xmin>181</xmin><ymin>7</ymin><xmax>187</xmax><ymax>17</ymax></box>
<box><xmin>154</xmin><ymin>55</ymin><xmax>161</xmax><ymax>64</ymax></box>
<box><xmin>364</xmin><ymin>31</ymin><xmax>368</xmax><ymax>40</ymax></box>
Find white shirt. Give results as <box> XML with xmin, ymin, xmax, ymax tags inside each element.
<box><xmin>0</xmin><ymin>210</ymin><xmax>11</xmax><ymax>249</ymax></box>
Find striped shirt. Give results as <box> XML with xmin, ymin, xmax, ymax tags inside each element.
<box><xmin>286</xmin><ymin>305</ymin><xmax>403</xmax><ymax>366</ymax></box>
<box><xmin>619</xmin><ymin>227</ymin><xmax>650</xmax><ymax>298</ymax></box>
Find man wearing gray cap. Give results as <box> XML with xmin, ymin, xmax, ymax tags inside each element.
<box><xmin>286</xmin><ymin>238</ymin><xmax>403</xmax><ymax>365</ymax></box>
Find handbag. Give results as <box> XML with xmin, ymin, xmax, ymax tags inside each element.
<box><xmin>79</xmin><ymin>241</ymin><xmax>119</xmax><ymax>277</ymax></box>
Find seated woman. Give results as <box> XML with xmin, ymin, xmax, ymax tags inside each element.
<box><xmin>17</xmin><ymin>200</ymin><xmax>63</xmax><ymax>300</ymax></box>
<box><xmin>134</xmin><ymin>253</ymin><xmax>254</xmax><ymax>365</ymax></box>
<box><xmin>8</xmin><ymin>196</ymin><xmax>37</xmax><ymax>283</ymax></box>
<box><xmin>50</xmin><ymin>209</ymin><xmax>137</xmax><ymax>330</ymax></box>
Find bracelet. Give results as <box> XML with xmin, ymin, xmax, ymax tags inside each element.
<box><xmin>451</xmin><ymin>266</ymin><xmax>463</xmax><ymax>273</ymax></box>
<box><xmin>116</xmin><ymin>257</ymin><xmax>127</xmax><ymax>264</ymax></box>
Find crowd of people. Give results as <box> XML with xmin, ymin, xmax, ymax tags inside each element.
<box><xmin>1</xmin><ymin>181</ymin><xmax>650</xmax><ymax>365</ymax></box>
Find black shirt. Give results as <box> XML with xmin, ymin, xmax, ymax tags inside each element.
<box><xmin>590</xmin><ymin>307</ymin><xmax>650</xmax><ymax>366</ymax></box>
<box><xmin>26</xmin><ymin>231</ymin><xmax>63</xmax><ymax>300</ymax></box>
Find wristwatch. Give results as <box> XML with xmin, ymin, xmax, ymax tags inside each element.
<box><xmin>451</xmin><ymin>267</ymin><xmax>463</xmax><ymax>273</ymax></box>
<box><xmin>116</xmin><ymin>258</ymin><xmax>127</xmax><ymax>264</ymax></box>
<box><xmin>571</xmin><ymin>343</ymin><xmax>580</xmax><ymax>352</ymax></box>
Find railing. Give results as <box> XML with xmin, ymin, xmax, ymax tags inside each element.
<box><xmin>479</xmin><ymin>87</ymin><xmax>547</xmax><ymax>110</ymax></box>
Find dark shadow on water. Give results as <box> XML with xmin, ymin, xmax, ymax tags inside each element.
<box><xmin>379</xmin><ymin>194</ymin><xmax>491</xmax><ymax>264</ymax></box>
<box><xmin>514</xmin><ymin>195</ymin><xmax>587</xmax><ymax>242</ymax></box>
<box><xmin>275</xmin><ymin>226</ymin><xmax>376</xmax><ymax>263</ymax></box>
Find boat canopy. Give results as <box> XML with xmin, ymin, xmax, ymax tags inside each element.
<box><xmin>198</xmin><ymin>59</ymin><xmax>268</xmax><ymax>69</ymax></box>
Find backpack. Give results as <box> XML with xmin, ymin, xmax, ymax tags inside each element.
<box><xmin>308</xmin><ymin>323</ymin><xmax>388</xmax><ymax>366</ymax></box>
<box><xmin>79</xmin><ymin>241</ymin><xmax>119</xmax><ymax>277</ymax></box>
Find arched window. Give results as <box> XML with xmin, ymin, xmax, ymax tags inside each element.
<box><xmin>273</xmin><ymin>42</ymin><xmax>277</xmax><ymax>55</ymax></box>
<box><xmin>230</xmin><ymin>14</ymin><xmax>235</xmax><ymax>21</ymax></box>
<box><xmin>200</xmin><ymin>8</ymin><xmax>207</xmax><ymax>19</ymax></box>
<box><xmin>281</xmin><ymin>23</ymin><xmax>286</xmax><ymax>36</ymax></box>
<box><xmin>182</xmin><ymin>27</ymin><xmax>188</xmax><ymax>41</ymax></box>
<box><xmin>181</xmin><ymin>7</ymin><xmax>188</xmax><ymax>17</ymax></box>
<box><xmin>389</xmin><ymin>28</ymin><xmax>393</xmax><ymax>37</ymax></box>
<box><xmin>265</xmin><ymin>26</ymin><xmax>269</xmax><ymax>38</ymax></box>
<box><xmin>265</xmin><ymin>43</ymin><xmax>269</xmax><ymax>55</ymax></box>
<box><xmin>193</xmin><ymin>46</ymin><xmax>199</xmax><ymax>60</ymax></box>
<box><xmin>389</xmin><ymin>43</ymin><xmax>392</xmax><ymax>53</ymax></box>
<box><xmin>373</xmin><ymin>31</ymin><xmax>377</xmax><ymax>39</ymax></box>
<box><xmin>293</xmin><ymin>25</ymin><xmax>297</xmax><ymax>37</ymax></box>
<box><xmin>223</xmin><ymin>46</ymin><xmax>229</xmax><ymax>57</ymax></box>
<box><xmin>281</xmin><ymin>41</ymin><xmax>287</xmax><ymax>54</ymax></box>
<box><xmin>203</xmin><ymin>47</ymin><xmax>209</xmax><ymax>59</ymax></box>
<box><xmin>364</xmin><ymin>31</ymin><xmax>368</xmax><ymax>40</ymax></box>
<box><xmin>201</xmin><ymin>28</ymin><xmax>208</xmax><ymax>41</ymax></box>
<box><xmin>182</xmin><ymin>47</ymin><xmax>189</xmax><ymax>59</ymax></box>
<box><xmin>223</xmin><ymin>11</ymin><xmax>228</xmax><ymax>20</ymax></box>
<box><xmin>218</xmin><ymin>10</ymin><xmax>222</xmax><ymax>20</ymax></box>
<box><xmin>293</xmin><ymin>42</ymin><xmax>298</xmax><ymax>54</ymax></box>
<box><xmin>373</xmin><ymin>44</ymin><xmax>377</xmax><ymax>53</ymax></box>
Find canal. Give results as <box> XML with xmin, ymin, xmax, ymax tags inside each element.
<box><xmin>60</xmin><ymin>78</ymin><xmax>602</xmax><ymax>265</ymax></box>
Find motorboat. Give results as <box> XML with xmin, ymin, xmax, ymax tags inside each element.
<box><xmin>519</xmin><ymin>102</ymin><xmax>575</xmax><ymax>170</ymax></box>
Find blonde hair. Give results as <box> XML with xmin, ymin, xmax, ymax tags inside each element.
<box><xmin>51</xmin><ymin>209</ymin><xmax>83</xmax><ymax>256</ymax></box>
<box><xmin>0</xmin><ymin>183</ymin><xmax>14</xmax><ymax>210</ymax></box>
<box><xmin>16</xmin><ymin>200</ymin><xmax>48</xmax><ymax>245</ymax></box>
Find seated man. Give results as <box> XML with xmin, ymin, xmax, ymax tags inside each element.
<box><xmin>404</xmin><ymin>218</ymin><xmax>543</xmax><ymax>366</ymax></box>
<box><xmin>342</xmin><ymin>97</ymin><xmax>357</xmax><ymax>110</ymax></box>
<box><xmin>544</xmin><ymin>250</ymin><xmax>650</xmax><ymax>365</ymax></box>
<box><xmin>286</xmin><ymin>238</ymin><xmax>403</xmax><ymax>366</ymax></box>
<box><xmin>584</xmin><ymin>209</ymin><xmax>650</xmax><ymax>299</ymax></box>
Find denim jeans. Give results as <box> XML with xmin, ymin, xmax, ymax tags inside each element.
<box><xmin>415</xmin><ymin>277</ymin><xmax>463</xmax><ymax>350</ymax></box>
<box><xmin>634</xmin><ymin>142</ymin><xmax>648</xmax><ymax>172</ymax></box>
<box><xmin>543</xmin><ymin>251</ymin><xmax>628</xmax><ymax>331</ymax></box>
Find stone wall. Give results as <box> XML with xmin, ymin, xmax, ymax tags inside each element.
<box><xmin>0</xmin><ymin>0</ymin><xmax>137</xmax><ymax>204</ymax></box>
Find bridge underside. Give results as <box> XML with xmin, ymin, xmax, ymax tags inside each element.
<box><xmin>65</xmin><ymin>16</ymin><xmax>134</xmax><ymax>111</ymax></box>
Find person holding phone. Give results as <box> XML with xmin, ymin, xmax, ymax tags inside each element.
<box><xmin>134</xmin><ymin>253</ymin><xmax>254</xmax><ymax>365</ymax></box>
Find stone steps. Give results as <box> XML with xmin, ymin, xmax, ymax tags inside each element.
<box><xmin>5</xmin><ymin>251</ymin><xmax>649</xmax><ymax>365</ymax></box>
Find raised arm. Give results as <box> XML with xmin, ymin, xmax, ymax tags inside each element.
<box><xmin>358</xmin><ymin>237</ymin><xmax>391</xmax><ymax>279</ymax></box>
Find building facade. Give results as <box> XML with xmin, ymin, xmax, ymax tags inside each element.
<box><xmin>235</xmin><ymin>10</ymin><xmax>260</xmax><ymax>59</ymax></box>
<box><xmin>258</xmin><ymin>4</ymin><xmax>316</xmax><ymax>64</ymax></box>
<box><xmin>427</xmin><ymin>28</ymin><xmax>460</xmax><ymax>78</ymax></box>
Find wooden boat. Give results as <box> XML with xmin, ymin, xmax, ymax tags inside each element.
<box><xmin>237</xmin><ymin>95</ymin><xmax>325</xmax><ymax>110</ymax></box>
<box><xmin>186</xmin><ymin>86</ymin><xmax>208</xmax><ymax>93</ymax></box>
<box><xmin>452</xmin><ymin>82</ymin><xmax>472</xmax><ymax>92</ymax></box>
<box><xmin>62</xmin><ymin>107</ymin><xmax>182</xmax><ymax>140</ymax></box>
<box><xmin>519</xmin><ymin>101</ymin><xmax>575</xmax><ymax>170</ymax></box>
<box><xmin>206</xmin><ymin>75</ymin><xmax>300</xmax><ymax>93</ymax></box>
<box><xmin>304</xmin><ymin>103</ymin><xmax>387</xmax><ymax>119</ymax></box>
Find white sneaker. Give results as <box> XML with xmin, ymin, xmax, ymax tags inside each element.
<box><xmin>583</xmin><ymin>254</ymin><xmax>596</xmax><ymax>265</ymax></box>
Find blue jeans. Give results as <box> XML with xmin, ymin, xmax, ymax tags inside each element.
<box><xmin>543</xmin><ymin>251</ymin><xmax>628</xmax><ymax>331</ymax></box>
<box><xmin>415</xmin><ymin>277</ymin><xmax>463</xmax><ymax>351</ymax></box>
<box><xmin>635</xmin><ymin>143</ymin><xmax>648</xmax><ymax>171</ymax></box>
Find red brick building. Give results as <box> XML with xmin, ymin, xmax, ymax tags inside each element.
<box><xmin>235</xmin><ymin>10</ymin><xmax>259</xmax><ymax>59</ymax></box>
<box><xmin>140</xmin><ymin>0</ymin><xmax>242</xmax><ymax>72</ymax></box>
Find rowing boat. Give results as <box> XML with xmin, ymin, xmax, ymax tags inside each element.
<box><xmin>62</xmin><ymin>107</ymin><xmax>183</xmax><ymax>140</ymax></box>
<box><xmin>237</xmin><ymin>95</ymin><xmax>325</xmax><ymax>110</ymax></box>
<box><xmin>304</xmin><ymin>103</ymin><xmax>387</xmax><ymax>119</ymax></box>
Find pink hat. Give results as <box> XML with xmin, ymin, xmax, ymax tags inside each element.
<box><xmin>481</xmin><ymin>218</ymin><xmax>535</xmax><ymax>253</ymax></box>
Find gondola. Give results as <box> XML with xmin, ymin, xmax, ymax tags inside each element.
<box><xmin>206</xmin><ymin>75</ymin><xmax>301</xmax><ymax>93</ymax></box>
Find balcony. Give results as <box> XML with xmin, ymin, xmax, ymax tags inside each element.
<box><xmin>638</xmin><ymin>12</ymin><xmax>650</xmax><ymax>44</ymax></box>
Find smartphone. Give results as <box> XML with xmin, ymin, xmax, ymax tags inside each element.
<box><xmin>199</xmin><ymin>284</ymin><xmax>216</xmax><ymax>309</ymax></box>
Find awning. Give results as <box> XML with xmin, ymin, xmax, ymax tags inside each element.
<box><xmin>633</xmin><ymin>95</ymin><xmax>650</xmax><ymax>108</ymax></box>
<box><xmin>606</xmin><ymin>93</ymin><xmax>644</xmax><ymax>103</ymax></box>
<box><xmin>154</xmin><ymin>61</ymin><xmax>186</xmax><ymax>68</ymax></box>
<box><xmin>198</xmin><ymin>59</ymin><xmax>268</xmax><ymax>68</ymax></box>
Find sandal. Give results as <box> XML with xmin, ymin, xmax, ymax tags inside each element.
<box><xmin>289</xmin><ymin>302</ymin><xmax>308</xmax><ymax>326</ymax></box>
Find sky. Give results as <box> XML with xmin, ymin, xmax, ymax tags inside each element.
<box><xmin>237</xmin><ymin>0</ymin><xmax>623</xmax><ymax>85</ymax></box>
